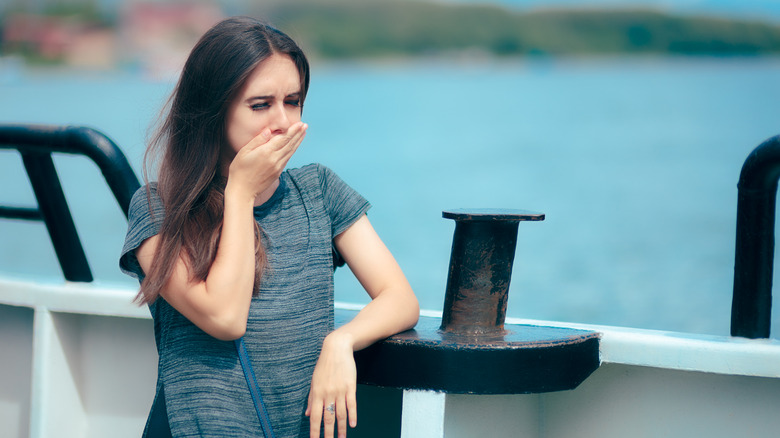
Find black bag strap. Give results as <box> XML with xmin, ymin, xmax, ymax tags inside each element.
<box><xmin>235</xmin><ymin>337</ymin><xmax>277</xmax><ymax>438</ymax></box>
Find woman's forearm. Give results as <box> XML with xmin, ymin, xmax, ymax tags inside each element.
<box><xmin>327</xmin><ymin>286</ymin><xmax>419</xmax><ymax>351</ymax></box>
<box><xmin>329</xmin><ymin>215</ymin><xmax>420</xmax><ymax>350</ymax></box>
<box><xmin>198</xmin><ymin>182</ymin><xmax>260</xmax><ymax>331</ymax></box>
<box><xmin>137</xmin><ymin>182</ymin><xmax>260</xmax><ymax>341</ymax></box>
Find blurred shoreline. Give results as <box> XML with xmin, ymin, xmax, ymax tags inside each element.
<box><xmin>4</xmin><ymin>1</ymin><xmax>780</xmax><ymax>79</ymax></box>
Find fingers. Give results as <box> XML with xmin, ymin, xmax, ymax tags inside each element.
<box><xmin>324</xmin><ymin>402</ymin><xmax>337</xmax><ymax>438</ymax></box>
<box><xmin>278</xmin><ymin>122</ymin><xmax>307</xmax><ymax>161</ymax></box>
<box><xmin>336</xmin><ymin>397</ymin><xmax>351</xmax><ymax>438</ymax></box>
<box><xmin>347</xmin><ymin>391</ymin><xmax>358</xmax><ymax>428</ymax></box>
<box><xmin>308</xmin><ymin>396</ymin><xmax>355</xmax><ymax>438</ymax></box>
<box><xmin>245</xmin><ymin>123</ymin><xmax>306</xmax><ymax>172</ymax></box>
<box><xmin>308</xmin><ymin>400</ymin><xmax>323</xmax><ymax>438</ymax></box>
<box><xmin>246</xmin><ymin>122</ymin><xmax>307</xmax><ymax>152</ymax></box>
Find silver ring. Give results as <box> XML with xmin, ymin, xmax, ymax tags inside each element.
<box><xmin>325</xmin><ymin>403</ymin><xmax>335</xmax><ymax>414</ymax></box>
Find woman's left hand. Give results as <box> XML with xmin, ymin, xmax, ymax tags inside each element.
<box><xmin>306</xmin><ymin>331</ymin><xmax>358</xmax><ymax>438</ymax></box>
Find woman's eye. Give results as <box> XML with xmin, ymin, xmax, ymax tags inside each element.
<box><xmin>285</xmin><ymin>99</ymin><xmax>301</xmax><ymax>107</ymax></box>
<box><xmin>250</xmin><ymin>103</ymin><xmax>269</xmax><ymax>111</ymax></box>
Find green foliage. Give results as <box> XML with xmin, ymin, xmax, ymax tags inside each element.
<box><xmin>3</xmin><ymin>0</ymin><xmax>105</xmax><ymax>22</ymax></box>
<box><xmin>4</xmin><ymin>0</ymin><xmax>780</xmax><ymax>63</ymax></box>
<box><xmin>253</xmin><ymin>0</ymin><xmax>780</xmax><ymax>58</ymax></box>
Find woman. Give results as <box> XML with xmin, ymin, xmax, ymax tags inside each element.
<box><xmin>120</xmin><ymin>16</ymin><xmax>419</xmax><ymax>438</ymax></box>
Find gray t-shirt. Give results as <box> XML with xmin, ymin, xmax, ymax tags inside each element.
<box><xmin>120</xmin><ymin>163</ymin><xmax>370</xmax><ymax>437</ymax></box>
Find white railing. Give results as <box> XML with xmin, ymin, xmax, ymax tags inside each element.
<box><xmin>3</xmin><ymin>277</ymin><xmax>780</xmax><ymax>438</ymax></box>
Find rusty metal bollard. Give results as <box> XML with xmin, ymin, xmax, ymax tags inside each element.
<box><xmin>348</xmin><ymin>206</ymin><xmax>600</xmax><ymax>395</ymax></box>
<box><xmin>440</xmin><ymin>209</ymin><xmax>545</xmax><ymax>334</ymax></box>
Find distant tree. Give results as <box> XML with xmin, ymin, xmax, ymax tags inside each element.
<box><xmin>252</xmin><ymin>0</ymin><xmax>780</xmax><ymax>59</ymax></box>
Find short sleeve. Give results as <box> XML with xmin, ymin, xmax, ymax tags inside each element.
<box><xmin>316</xmin><ymin>164</ymin><xmax>371</xmax><ymax>237</ymax></box>
<box><xmin>303</xmin><ymin>164</ymin><xmax>370</xmax><ymax>268</ymax></box>
<box><xmin>119</xmin><ymin>184</ymin><xmax>164</xmax><ymax>282</ymax></box>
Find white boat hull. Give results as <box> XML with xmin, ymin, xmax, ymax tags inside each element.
<box><xmin>2</xmin><ymin>279</ymin><xmax>779</xmax><ymax>437</ymax></box>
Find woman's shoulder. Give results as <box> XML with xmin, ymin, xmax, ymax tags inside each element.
<box><xmin>287</xmin><ymin>162</ymin><xmax>327</xmax><ymax>178</ymax></box>
<box><xmin>286</xmin><ymin>162</ymin><xmax>368</xmax><ymax>210</ymax></box>
<box><xmin>129</xmin><ymin>182</ymin><xmax>159</xmax><ymax>200</ymax></box>
<box><xmin>120</xmin><ymin>182</ymin><xmax>163</xmax><ymax>279</ymax></box>
<box><xmin>286</xmin><ymin>163</ymin><xmax>343</xmax><ymax>185</ymax></box>
<box><xmin>286</xmin><ymin>163</ymin><xmax>324</xmax><ymax>187</ymax></box>
<box><xmin>128</xmin><ymin>182</ymin><xmax>163</xmax><ymax>221</ymax></box>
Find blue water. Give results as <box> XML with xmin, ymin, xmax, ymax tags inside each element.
<box><xmin>1</xmin><ymin>56</ymin><xmax>779</xmax><ymax>336</ymax></box>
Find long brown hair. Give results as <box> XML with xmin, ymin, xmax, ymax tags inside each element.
<box><xmin>137</xmin><ymin>17</ymin><xmax>310</xmax><ymax>304</ymax></box>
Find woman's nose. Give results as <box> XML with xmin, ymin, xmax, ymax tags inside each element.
<box><xmin>268</xmin><ymin>105</ymin><xmax>291</xmax><ymax>134</ymax></box>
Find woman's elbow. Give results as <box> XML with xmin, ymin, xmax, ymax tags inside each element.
<box><xmin>402</xmin><ymin>291</ymin><xmax>420</xmax><ymax>330</ymax></box>
<box><xmin>205</xmin><ymin>315</ymin><xmax>247</xmax><ymax>341</ymax></box>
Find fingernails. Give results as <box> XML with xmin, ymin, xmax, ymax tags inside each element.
<box><xmin>261</xmin><ymin>129</ymin><xmax>272</xmax><ymax>140</ymax></box>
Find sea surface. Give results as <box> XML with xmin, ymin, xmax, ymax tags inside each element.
<box><xmin>1</xmin><ymin>56</ymin><xmax>778</xmax><ymax>337</ymax></box>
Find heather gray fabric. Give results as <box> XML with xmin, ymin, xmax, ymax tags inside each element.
<box><xmin>120</xmin><ymin>163</ymin><xmax>370</xmax><ymax>437</ymax></box>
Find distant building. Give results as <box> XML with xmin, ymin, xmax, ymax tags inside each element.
<box><xmin>3</xmin><ymin>13</ymin><xmax>118</xmax><ymax>69</ymax></box>
<box><xmin>1</xmin><ymin>2</ymin><xmax>224</xmax><ymax>74</ymax></box>
<box><xmin>121</xmin><ymin>2</ymin><xmax>224</xmax><ymax>78</ymax></box>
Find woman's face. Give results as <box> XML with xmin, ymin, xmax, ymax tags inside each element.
<box><xmin>224</xmin><ymin>53</ymin><xmax>303</xmax><ymax>158</ymax></box>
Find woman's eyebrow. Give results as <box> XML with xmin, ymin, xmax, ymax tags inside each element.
<box><xmin>246</xmin><ymin>91</ymin><xmax>301</xmax><ymax>102</ymax></box>
<box><xmin>246</xmin><ymin>95</ymin><xmax>272</xmax><ymax>102</ymax></box>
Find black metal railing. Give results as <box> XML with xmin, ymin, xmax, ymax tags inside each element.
<box><xmin>731</xmin><ymin>135</ymin><xmax>780</xmax><ymax>339</ymax></box>
<box><xmin>0</xmin><ymin>124</ymin><xmax>140</xmax><ymax>282</ymax></box>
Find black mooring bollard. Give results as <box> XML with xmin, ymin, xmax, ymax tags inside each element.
<box><xmin>349</xmin><ymin>207</ymin><xmax>600</xmax><ymax>395</ymax></box>
<box><xmin>440</xmin><ymin>209</ymin><xmax>545</xmax><ymax>334</ymax></box>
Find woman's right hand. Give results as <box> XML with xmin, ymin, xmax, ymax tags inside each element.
<box><xmin>227</xmin><ymin>121</ymin><xmax>307</xmax><ymax>203</ymax></box>
<box><xmin>136</xmin><ymin>121</ymin><xmax>308</xmax><ymax>341</ymax></box>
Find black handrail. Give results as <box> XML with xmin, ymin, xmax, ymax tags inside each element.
<box><xmin>731</xmin><ymin>135</ymin><xmax>780</xmax><ymax>339</ymax></box>
<box><xmin>0</xmin><ymin>124</ymin><xmax>140</xmax><ymax>282</ymax></box>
